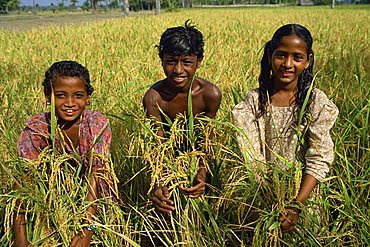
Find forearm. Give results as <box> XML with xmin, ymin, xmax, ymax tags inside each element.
<box><xmin>296</xmin><ymin>174</ymin><xmax>318</xmax><ymax>204</ymax></box>
<box><xmin>86</xmin><ymin>174</ymin><xmax>98</xmax><ymax>221</ymax></box>
<box><xmin>14</xmin><ymin>211</ymin><xmax>29</xmax><ymax>246</ymax></box>
<box><xmin>13</xmin><ymin>182</ymin><xmax>30</xmax><ymax>246</ymax></box>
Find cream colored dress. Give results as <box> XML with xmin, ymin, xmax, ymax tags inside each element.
<box><xmin>232</xmin><ymin>88</ymin><xmax>339</xmax><ymax>182</ymax></box>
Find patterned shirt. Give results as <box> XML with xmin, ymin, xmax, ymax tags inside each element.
<box><xmin>232</xmin><ymin>88</ymin><xmax>339</xmax><ymax>182</ymax></box>
<box><xmin>17</xmin><ymin>110</ymin><xmax>117</xmax><ymax>199</ymax></box>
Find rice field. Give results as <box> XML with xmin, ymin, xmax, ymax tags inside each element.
<box><xmin>0</xmin><ymin>5</ymin><xmax>369</xmax><ymax>246</ymax></box>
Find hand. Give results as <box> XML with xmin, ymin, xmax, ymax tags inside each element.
<box><xmin>180</xmin><ymin>168</ymin><xmax>206</xmax><ymax>198</ymax></box>
<box><xmin>70</xmin><ymin>230</ymin><xmax>93</xmax><ymax>247</ymax></box>
<box><xmin>152</xmin><ymin>186</ymin><xmax>175</xmax><ymax>215</ymax></box>
<box><xmin>14</xmin><ymin>240</ymin><xmax>33</xmax><ymax>247</ymax></box>
<box><xmin>278</xmin><ymin>207</ymin><xmax>300</xmax><ymax>232</ymax></box>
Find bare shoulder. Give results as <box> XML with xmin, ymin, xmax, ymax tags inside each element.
<box><xmin>143</xmin><ymin>80</ymin><xmax>165</xmax><ymax>108</ymax></box>
<box><xmin>195</xmin><ymin>78</ymin><xmax>222</xmax><ymax>118</ymax></box>
<box><xmin>196</xmin><ymin>77</ymin><xmax>222</xmax><ymax>102</ymax></box>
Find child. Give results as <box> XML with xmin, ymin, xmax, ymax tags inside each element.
<box><xmin>143</xmin><ymin>20</ymin><xmax>222</xmax><ymax>215</ymax></box>
<box><xmin>232</xmin><ymin>24</ymin><xmax>338</xmax><ymax>232</ymax></box>
<box><xmin>14</xmin><ymin>61</ymin><xmax>118</xmax><ymax>246</ymax></box>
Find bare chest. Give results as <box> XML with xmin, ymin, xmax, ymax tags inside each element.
<box><xmin>161</xmin><ymin>93</ymin><xmax>206</xmax><ymax>121</ymax></box>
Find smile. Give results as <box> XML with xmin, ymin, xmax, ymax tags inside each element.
<box><xmin>281</xmin><ymin>71</ymin><xmax>294</xmax><ymax>77</ymax></box>
<box><xmin>172</xmin><ymin>77</ymin><xmax>186</xmax><ymax>83</ymax></box>
<box><xmin>63</xmin><ymin>109</ymin><xmax>76</xmax><ymax>115</ymax></box>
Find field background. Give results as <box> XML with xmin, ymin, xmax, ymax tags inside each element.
<box><xmin>0</xmin><ymin>5</ymin><xmax>369</xmax><ymax>246</ymax></box>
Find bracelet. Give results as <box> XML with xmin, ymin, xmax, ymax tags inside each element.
<box><xmin>290</xmin><ymin>199</ymin><xmax>304</xmax><ymax>214</ymax></box>
<box><xmin>83</xmin><ymin>225</ymin><xmax>96</xmax><ymax>232</ymax></box>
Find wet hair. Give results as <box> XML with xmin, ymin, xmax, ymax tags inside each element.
<box><xmin>42</xmin><ymin>60</ymin><xmax>94</xmax><ymax>96</ymax></box>
<box><xmin>258</xmin><ymin>24</ymin><xmax>314</xmax><ymax>118</ymax></box>
<box><xmin>157</xmin><ymin>19</ymin><xmax>204</xmax><ymax>60</ymax></box>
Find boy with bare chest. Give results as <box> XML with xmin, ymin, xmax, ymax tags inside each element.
<box><xmin>143</xmin><ymin>20</ymin><xmax>222</xmax><ymax>215</ymax></box>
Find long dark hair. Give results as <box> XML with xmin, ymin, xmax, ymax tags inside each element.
<box><xmin>258</xmin><ymin>24</ymin><xmax>314</xmax><ymax>118</ymax></box>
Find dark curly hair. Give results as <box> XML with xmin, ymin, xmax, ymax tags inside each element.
<box><xmin>157</xmin><ymin>19</ymin><xmax>204</xmax><ymax>60</ymax></box>
<box><xmin>42</xmin><ymin>61</ymin><xmax>94</xmax><ymax>97</ymax></box>
<box><xmin>258</xmin><ymin>24</ymin><xmax>314</xmax><ymax>118</ymax></box>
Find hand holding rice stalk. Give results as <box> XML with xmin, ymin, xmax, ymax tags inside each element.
<box><xmin>145</xmin><ymin>78</ymin><xmax>209</xmax><ymax>193</ymax></box>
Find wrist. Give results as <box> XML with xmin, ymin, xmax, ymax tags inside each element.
<box><xmin>81</xmin><ymin>229</ymin><xmax>94</xmax><ymax>239</ymax></box>
<box><xmin>290</xmin><ymin>199</ymin><xmax>304</xmax><ymax>214</ymax></box>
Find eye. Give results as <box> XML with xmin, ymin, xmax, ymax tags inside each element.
<box><xmin>75</xmin><ymin>94</ymin><xmax>84</xmax><ymax>99</ymax></box>
<box><xmin>273</xmin><ymin>51</ymin><xmax>285</xmax><ymax>59</ymax></box>
<box><xmin>165</xmin><ymin>60</ymin><xmax>176</xmax><ymax>65</ymax></box>
<box><xmin>294</xmin><ymin>55</ymin><xmax>305</xmax><ymax>61</ymax></box>
<box><xmin>55</xmin><ymin>93</ymin><xmax>65</xmax><ymax>98</ymax></box>
<box><xmin>183</xmin><ymin>60</ymin><xmax>193</xmax><ymax>66</ymax></box>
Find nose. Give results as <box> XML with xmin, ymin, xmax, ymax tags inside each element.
<box><xmin>64</xmin><ymin>96</ymin><xmax>76</xmax><ymax>107</ymax></box>
<box><xmin>284</xmin><ymin>56</ymin><xmax>293</xmax><ymax>68</ymax></box>
<box><xmin>174</xmin><ymin>61</ymin><xmax>184</xmax><ymax>74</ymax></box>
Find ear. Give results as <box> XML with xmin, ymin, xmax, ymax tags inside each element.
<box><xmin>305</xmin><ymin>53</ymin><xmax>313</xmax><ymax>69</ymax></box>
<box><xmin>45</xmin><ymin>94</ymin><xmax>51</xmax><ymax>104</ymax></box>
<box><xmin>268</xmin><ymin>55</ymin><xmax>271</xmax><ymax>68</ymax></box>
<box><xmin>196</xmin><ymin>57</ymin><xmax>203</xmax><ymax>68</ymax></box>
<box><xmin>87</xmin><ymin>95</ymin><xmax>91</xmax><ymax>105</ymax></box>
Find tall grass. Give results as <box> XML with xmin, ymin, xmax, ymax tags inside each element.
<box><xmin>0</xmin><ymin>6</ymin><xmax>369</xmax><ymax>246</ymax></box>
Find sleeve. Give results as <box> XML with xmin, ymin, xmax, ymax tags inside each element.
<box><xmin>304</xmin><ymin>92</ymin><xmax>339</xmax><ymax>181</ymax></box>
<box><xmin>231</xmin><ymin>91</ymin><xmax>266</xmax><ymax>171</ymax></box>
<box><xmin>88</xmin><ymin>113</ymin><xmax>118</xmax><ymax>201</ymax></box>
<box><xmin>91</xmin><ymin>119</ymin><xmax>112</xmax><ymax>170</ymax></box>
<box><xmin>17</xmin><ymin>115</ymin><xmax>49</xmax><ymax>160</ymax></box>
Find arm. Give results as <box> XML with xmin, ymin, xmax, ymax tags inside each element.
<box><xmin>70</xmin><ymin>174</ymin><xmax>98</xmax><ymax>247</ymax></box>
<box><xmin>181</xmin><ymin>84</ymin><xmax>222</xmax><ymax>197</ymax></box>
<box><xmin>143</xmin><ymin>89</ymin><xmax>165</xmax><ymax>138</ymax></box>
<box><xmin>279</xmin><ymin>174</ymin><xmax>317</xmax><ymax>232</ymax></box>
<box><xmin>14</xmin><ymin>118</ymin><xmax>49</xmax><ymax>247</ymax></box>
<box><xmin>280</xmin><ymin>92</ymin><xmax>339</xmax><ymax>232</ymax></box>
<box><xmin>204</xmin><ymin>84</ymin><xmax>222</xmax><ymax>119</ymax></box>
<box><xmin>232</xmin><ymin>90</ymin><xmax>266</xmax><ymax>176</ymax></box>
<box><xmin>143</xmin><ymin>89</ymin><xmax>175</xmax><ymax>214</ymax></box>
<box><xmin>14</xmin><ymin>185</ymin><xmax>32</xmax><ymax>247</ymax></box>
<box><xmin>70</xmin><ymin>113</ymin><xmax>112</xmax><ymax>245</ymax></box>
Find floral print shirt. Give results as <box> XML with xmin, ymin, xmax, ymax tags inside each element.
<box><xmin>17</xmin><ymin>110</ymin><xmax>117</xmax><ymax>199</ymax></box>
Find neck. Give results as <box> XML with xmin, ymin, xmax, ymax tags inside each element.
<box><xmin>57</xmin><ymin>115</ymin><xmax>82</xmax><ymax>130</ymax></box>
<box><xmin>166</xmin><ymin>77</ymin><xmax>194</xmax><ymax>94</ymax></box>
<box><xmin>270</xmin><ymin>87</ymin><xmax>297</xmax><ymax>107</ymax></box>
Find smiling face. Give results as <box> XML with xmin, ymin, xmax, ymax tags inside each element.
<box><xmin>270</xmin><ymin>34</ymin><xmax>312</xmax><ymax>90</ymax></box>
<box><xmin>162</xmin><ymin>54</ymin><xmax>202</xmax><ymax>91</ymax></box>
<box><xmin>51</xmin><ymin>76</ymin><xmax>90</xmax><ymax>125</ymax></box>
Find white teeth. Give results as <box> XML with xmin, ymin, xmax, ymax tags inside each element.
<box><xmin>66</xmin><ymin>110</ymin><xmax>73</xmax><ymax>113</ymax></box>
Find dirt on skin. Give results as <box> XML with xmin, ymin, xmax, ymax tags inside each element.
<box><xmin>0</xmin><ymin>10</ymin><xmax>153</xmax><ymax>31</ymax></box>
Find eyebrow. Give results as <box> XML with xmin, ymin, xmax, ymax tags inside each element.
<box><xmin>53</xmin><ymin>90</ymin><xmax>86</xmax><ymax>93</ymax></box>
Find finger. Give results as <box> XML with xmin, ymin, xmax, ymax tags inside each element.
<box><xmin>153</xmin><ymin>196</ymin><xmax>174</xmax><ymax>208</ymax></box>
<box><xmin>278</xmin><ymin>214</ymin><xmax>285</xmax><ymax>222</ymax></box>
<box><xmin>287</xmin><ymin>225</ymin><xmax>295</xmax><ymax>232</ymax></box>
<box><xmin>154</xmin><ymin>203</ymin><xmax>174</xmax><ymax>215</ymax></box>
<box><xmin>154</xmin><ymin>192</ymin><xmax>173</xmax><ymax>204</ymax></box>
<box><xmin>196</xmin><ymin>175</ymin><xmax>206</xmax><ymax>182</ymax></box>
<box><xmin>280</xmin><ymin>218</ymin><xmax>291</xmax><ymax>230</ymax></box>
<box><xmin>281</xmin><ymin>222</ymin><xmax>295</xmax><ymax>233</ymax></box>
<box><xmin>162</xmin><ymin>187</ymin><xmax>170</xmax><ymax>198</ymax></box>
<box><xmin>188</xmin><ymin>191</ymin><xmax>205</xmax><ymax>198</ymax></box>
<box><xmin>188</xmin><ymin>188</ymin><xmax>206</xmax><ymax>198</ymax></box>
<box><xmin>181</xmin><ymin>180</ymin><xmax>205</xmax><ymax>193</ymax></box>
<box><xmin>153</xmin><ymin>196</ymin><xmax>175</xmax><ymax>213</ymax></box>
<box><xmin>153</xmin><ymin>193</ymin><xmax>174</xmax><ymax>205</ymax></box>
<box><xmin>70</xmin><ymin>237</ymin><xmax>78</xmax><ymax>247</ymax></box>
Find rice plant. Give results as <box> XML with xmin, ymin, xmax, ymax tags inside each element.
<box><xmin>1</xmin><ymin>5</ymin><xmax>369</xmax><ymax>246</ymax></box>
